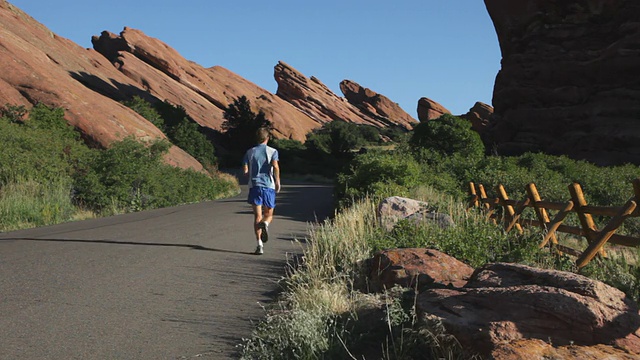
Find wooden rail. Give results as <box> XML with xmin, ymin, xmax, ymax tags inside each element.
<box><xmin>468</xmin><ymin>178</ymin><xmax>640</xmax><ymax>269</ymax></box>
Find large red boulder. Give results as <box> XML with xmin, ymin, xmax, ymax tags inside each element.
<box><xmin>460</xmin><ymin>101</ymin><xmax>493</xmax><ymax>134</ymax></box>
<box><xmin>368</xmin><ymin>248</ymin><xmax>474</xmax><ymax>293</ymax></box>
<box><xmin>416</xmin><ymin>262</ymin><xmax>640</xmax><ymax>357</ymax></box>
<box><xmin>492</xmin><ymin>338</ymin><xmax>639</xmax><ymax>360</ymax></box>
<box><xmin>416</xmin><ymin>97</ymin><xmax>451</xmax><ymax>122</ymax></box>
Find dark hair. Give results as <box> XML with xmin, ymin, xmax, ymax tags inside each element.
<box><xmin>256</xmin><ymin>127</ymin><xmax>270</xmax><ymax>143</ymax></box>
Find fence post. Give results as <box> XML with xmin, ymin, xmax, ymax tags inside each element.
<box><xmin>526</xmin><ymin>183</ymin><xmax>558</xmax><ymax>246</ymax></box>
<box><xmin>497</xmin><ymin>184</ymin><xmax>523</xmax><ymax>233</ymax></box>
<box><xmin>568</xmin><ymin>182</ymin><xmax>605</xmax><ymax>257</ymax></box>
<box><xmin>477</xmin><ymin>184</ymin><xmax>496</xmax><ymax>223</ymax></box>
<box><xmin>541</xmin><ymin>201</ymin><xmax>574</xmax><ymax>248</ymax></box>
<box><xmin>468</xmin><ymin>182</ymin><xmax>478</xmax><ymax>209</ymax></box>
<box><xmin>577</xmin><ymin>199</ymin><xmax>637</xmax><ymax>269</ymax></box>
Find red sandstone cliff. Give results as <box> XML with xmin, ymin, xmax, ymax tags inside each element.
<box><xmin>484</xmin><ymin>0</ymin><xmax>640</xmax><ymax>165</ymax></box>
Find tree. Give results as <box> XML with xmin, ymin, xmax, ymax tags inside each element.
<box><xmin>409</xmin><ymin>114</ymin><xmax>485</xmax><ymax>160</ymax></box>
<box><xmin>305</xmin><ymin>120</ymin><xmax>367</xmax><ymax>157</ymax></box>
<box><xmin>222</xmin><ymin>96</ymin><xmax>272</xmax><ymax>153</ymax></box>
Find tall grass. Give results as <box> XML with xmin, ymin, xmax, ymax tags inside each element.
<box><xmin>241</xmin><ymin>200</ymin><xmax>375</xmax><ymax>359</ymax></box>
<box><xmin>241</xmin><ymin>196</ymin><xmax>472</xmax><ymax>359</ymax></box>
<box><xmin>0</xmin><ymin>177</ymin><xmax>79</xmax><ymax>232</ymax></box>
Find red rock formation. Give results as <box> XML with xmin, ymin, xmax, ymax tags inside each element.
<box><xmin>0</xmin><ymin>0</ymin><xmax>201</xmax><ymax>170</ymax></box>
<box><xmin>460</xmin><ymin>101</ymin><xmax>493</xmax><ymax>134</ymax></box>
<box><xmin>1</xmin><ymin>0</ymin><xmax>420</xmax><ymax>172</ymax></box>
<box><xmin>492</xmin><ymin>339</ymin><xmax>639</xmax><ymax>360</ymax></box>
<box><xmin>368</xmin><ymin>248</ymin><xmax>474</xmax><ymax>292</ymax></box>
<box><xmin>339</xmin><ymin>80</ymin><xmax>417</xmax><ymax>130</ymax></box>
<box><xmin>274</xmin><ymin>61</ymin><xmax>413</xmax><ymax>129</ymax></box>
<box><xmin>417</xmin><ymin>262</ymin><xmax>640</xmax><ymax>357</ymax></box>
<box><xmin>91</xmin><ymin>28</ymin><xmax>321</xmax><ymax>141</ymax></box>
<box><xmin>416</xmin><ymin>97</ymin><xmax>451</xmax><ymax>122</ymax></box>
<box><xmin>484</xmin><ymin>0</ymin><xmax>640</xmax><ymax>165</ymax></box>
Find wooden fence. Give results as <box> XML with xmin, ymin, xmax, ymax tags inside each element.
<box><xmin>468</xmin><ymin>178</ymin><xmax>640</xmax><ymax>269</ymax></box>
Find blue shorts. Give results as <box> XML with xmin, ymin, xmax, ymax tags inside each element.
<box><xmin>247</xmin><ymin>187</ymin><xmax>276</xmax><ymax>208</ymax></box>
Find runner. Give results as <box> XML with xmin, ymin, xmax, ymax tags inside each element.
<box><xmin>242</xmin><ymin>127</ymin><xmax>281</xmax><ymax>255</ymax></box>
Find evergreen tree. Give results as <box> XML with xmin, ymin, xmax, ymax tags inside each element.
<box><xmin>222</xmin><ymin>96</ymin><xmax>272</xmax><ymax>153</ymax></box>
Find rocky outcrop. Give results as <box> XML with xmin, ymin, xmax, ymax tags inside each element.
<box><xmin>91</xmin><ymin>28</ymin><xmax>321</xmax><ymax>141</ymax></box>
<box><xmin>492</xmin><ymin>339</ymin><xmax>639</xmax><ymax>360</ymax></box>
<box><xmin>274</xmin><ymin>61</ymin><xmax>415</xmax><ymax>130</ymax></box>
<box><xmin>0</xmin><ymin>0</ymin><xmax>201</xmax><ymax>171</ymax></box>
<box><xmin>417</xmin><ymin>262</ymin><xmax>640</xmax><ymax>357</ymax></box>
<box><xmin>484</xmin><ymin>0</ymin><xmax>640</xmax><ymax>165</ymax></box>
<box><xmin>416</xmin><ymin>97</ymin><xmax>451</xmax><ymax>122</ymax></box>
<box><xmin>339</xmin><ymin>80</ymin><xmax>417</xmax><ymax>130</ymax></box>
<box><xmin>460</xmin><ymin>101</ymin><xmax>493</xmax><ymax>134</ymax></box>
<box><xmin>368</xmin><ymin>248</ymin><xmax>474</xmax><ymax>292</ymax></box>
<box><xmin>1</xmin><ymin>1</ymin><xmax>421</xmax><ymax>174</ymax></box>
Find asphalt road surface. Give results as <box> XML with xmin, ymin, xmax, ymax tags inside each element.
<box><xmin>0</xmin><ymin>181</ymin><xmax>334</xmax><ymax>359</ymax></box>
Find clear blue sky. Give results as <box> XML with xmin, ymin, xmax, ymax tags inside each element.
<box><xmin>10</xmin><ymin>0</ymin><xmax>501</xmax><ymax>117</ymax></box>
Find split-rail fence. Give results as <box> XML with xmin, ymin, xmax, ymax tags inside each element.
<box><xmin>468</xmin><ymin>178</ymin><xmax>640</xmax><ymax>269</ymax></box>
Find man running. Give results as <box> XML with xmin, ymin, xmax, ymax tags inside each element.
<box><xmin>242</xmin><ymin>127</ymin><xmax>281</xmax><ymax>255</ymax></box>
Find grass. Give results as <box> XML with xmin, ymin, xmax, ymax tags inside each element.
<box><xmin>0</xmin><ymin>178</ymin><xmax>76</xmax><ymax>232</ymax></box>
<box><xmin>0</xmin><ymin>170</ymin><xmax>240</xmax><ymax>233</ymax></box>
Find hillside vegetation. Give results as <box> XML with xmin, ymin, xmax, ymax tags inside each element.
<box><xmin>0</xmin><ymin>103</ymin><xmax>238</xmax><ymax>232</ymax></box>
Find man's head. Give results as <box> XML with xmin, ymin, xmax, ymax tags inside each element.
<box><xmin>256</xmin><ymin>127</ymin><xmax>270</xmax><ymax>144</ymax></box>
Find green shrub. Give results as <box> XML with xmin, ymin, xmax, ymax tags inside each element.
<box><xmin>73</xmin><ymin>136</ymin><xmax>234</xmax><ymax>213</ymax></box>
<box><xmin>73</xmin><ymin>137</ymin><xmax>169</xmax><ymax>211</ymax></box>
<box><xmin>0</xmin><ymin>103</ymin><xmax>27</xmax><ymax>122</ymax></box>
<box><xmin>168</xmin><ymin>117</ymin><xmax>217</xmax><ymax>168</ymax></box>
<box><xmin>122</xmin><ymin>96</ymin><xmax>165</xmax><ymax>131</ymax></box>
<box><xmin>124</xmin><ymin>97</ymin><xmax>217</xmax><ymax>169</ymax></box>
<box><xmin>409</xmin><ymin>114</ymin><xmax>485</xmax><ymax>160</ymax></box>
<box><xmin>0</xmin><ymin>103</ymin><xmax>92</xmax><ymax>185</ymax></box>
<box><xmin>336</xmin><ymin>151</ymin><xmax>422</xmax><ymax>208</ymax></box>
<box><xmin>0</xmin><ymin>103</ymin><xmax>238</xmax><ymax>230</ymax></box>
<box><xmin>306</xmin><ymin>120</ymin><xmax>372</xmax><ymax>156</ymax></box>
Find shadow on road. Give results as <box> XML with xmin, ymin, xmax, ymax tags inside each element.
<box><xmin>0</xmin><ymin>237</ymin><xmax>255</xmax><ymax>255</ymax></box>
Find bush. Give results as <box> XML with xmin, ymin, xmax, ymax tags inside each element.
<box><xmin>409</xmin><ymin>114</ymin><xmax>485</xmax><ymax>160</ymax></box>
<box><xmin>336</xmin><ymin>151</ymin><xmax>422</xmax><ymax>208</ymax></box>
<box><xmin>306</xmin><ymin>120</ymin><xmax>374</xmax><ymax>157</ymax></box>
<box><xmin>0</xmin><ymin>103</ymin><xmax>92</xmax><ymax>185</ymax></box>
<box><xmin>122</xmin><ymin>96</ymin><xmax>165</xmax><ymax>131</ymax></box>
<box><xmin>124</xmin><ymin>97</ymin><xmax>217</xmax><ymax>169</ymax></box>
<box><xmin>73</xmin><ymin>136</ymin><xmax>236</xmax><ymax>213</ymax></box>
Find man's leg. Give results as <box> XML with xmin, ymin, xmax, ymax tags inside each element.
<box><xmin>262</xmin><ymin>207</ymin><xmax>274</xmax><ymax>225</ymax></box>
<box><xmin>252</xmin><ymin>204</ymin><xmax>263</xmax><ymax>242</ymax></box>
<box><xmin>259</xmin><ymin>206</ymin><xmax>274</xmax><ymax>242</ymax></box>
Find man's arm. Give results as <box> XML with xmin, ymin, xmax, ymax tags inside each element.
<box><xmin>242</xmin><ymin>164</ymin><xmax>249</xmax><ymax>177</ymax></box>
<box><xmin>272</xmin><ymin>159</ymin><xmax>281</xmax><ymax>193</ymax></box>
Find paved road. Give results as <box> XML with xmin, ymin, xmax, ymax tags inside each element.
<box><xmin>0</xmin><ymin>182</ymin><xmax>334</xmax><ymax>359</ymax></box>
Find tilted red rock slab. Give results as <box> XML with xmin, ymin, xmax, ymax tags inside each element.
<box><xmin>0</xmin><ymin>1</ymin><xmax>202</xmax><ymax>171</ymax></box>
